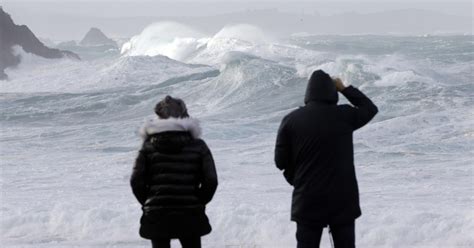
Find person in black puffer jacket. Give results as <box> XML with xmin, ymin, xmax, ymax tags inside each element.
<box><xmin>131</xmin><ymin>96</ymin><xmax>218</xmax><ymax>248</ymax></box>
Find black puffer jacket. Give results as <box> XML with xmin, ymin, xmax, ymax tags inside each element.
<box><xmin>131</xmin><ymin>117</ymin><xmax>218</xmax><ymax>239</ymax></box>
<box><xmin>275</xmin><ymin>70</ymin><xmax>378</xmax><ymax>227</ymax></box>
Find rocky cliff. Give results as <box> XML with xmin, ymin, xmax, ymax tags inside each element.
<box><xmin>0</xmin><ymin>7</ymin><xmax>80</xmax><ymax>80</ymax></box>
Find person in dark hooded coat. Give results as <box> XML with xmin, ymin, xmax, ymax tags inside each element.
<box><xmin>274</xmin><ymin>70</ymin><xmax>378</xmax><ymax>248</ymax></box>
<box><xmin>131</xmin><ymin>96</ymin><xmax>218</xmax><ymax>248</ymax></box>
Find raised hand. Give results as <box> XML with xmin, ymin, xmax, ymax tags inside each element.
<box><xmin>333</xmin><ymin>77</ymin><xmax>346</xmax><ymax>92</ymax></box>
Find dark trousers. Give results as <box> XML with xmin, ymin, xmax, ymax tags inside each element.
<box><xmin>296</xmin><ymin>221</ymin><xmax>355</xmax><ymax>248</ymax></box>
<box><xmin>151</xmin><ymin>237</ymin><xmax>201</xmax><ymax>248</ymax></box>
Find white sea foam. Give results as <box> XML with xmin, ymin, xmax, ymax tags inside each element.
<box><xmin>120</xmin><ymin>22</ymin><xmax>207</xmax><ymax>60</ymax></box>
<box><xmin>1</xmin><ymin>31</ymin><xmax>473</xmax><ymax>247</ymax></box>
<box><xmin>120</xmin><ymin>22</ymin><xmax>280</xmax><ymax>65</ymax></box>
<box><xmin>373</xmin><ymin>70</ymin><xmax>432</xmax><ymax>86</ymax></box>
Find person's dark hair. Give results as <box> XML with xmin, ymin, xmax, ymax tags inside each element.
<box><xmin>154</xmin><ymin>95</ymin><xmax>189</xmax><ymax>119</ymax></box>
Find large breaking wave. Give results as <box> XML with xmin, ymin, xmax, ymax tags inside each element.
<box><xmin>121</xmin><ymin>23</ymin><xmax>274</xmax><ymax>64</ymax></box>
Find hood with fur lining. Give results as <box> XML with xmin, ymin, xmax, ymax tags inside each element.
<box><xmin>140</xmin><ymin>117</ymin><xmax>202</xmax><ymax>140</ymax></box>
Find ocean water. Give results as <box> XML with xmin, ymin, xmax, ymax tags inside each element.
<box><xmin>1</xmin><ymin>24</ymin><xmax>473</xmax><ymax>247</ymax></box>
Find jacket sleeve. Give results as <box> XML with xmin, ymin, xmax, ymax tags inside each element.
<box><xmin>130</xmin><ymin>147</ymin><xmax>149</xmax><ymax>206</ymax></box>
<box><xmin>341</xmin><ymin>85</ymin><xmax>378</xmax><ymax>130</ymax></box>
<box><xmin>198</xmin><ymin>141</ymin><xmax>218</xmax><ymax>205</ymax></box>
<box><xmin>274</xmin><ymin>116</ymin><xmax>294</xmax><ymax>185</ymax></box>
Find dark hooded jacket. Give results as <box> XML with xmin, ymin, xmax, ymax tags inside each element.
<box><xmin>274</xmin><ymin>70</ymin><xmax>378</xmax><ymax>227</ymax></box>
<box><xmin>131</xmin><ymin>117</ymin><xmax>218</xmax><ymax>239</ymax></box>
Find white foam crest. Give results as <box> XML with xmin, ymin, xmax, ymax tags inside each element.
<box><xmin>212</xmin><ymin>24</ymin><xmax>271</xmax><ymax>44</ymax></box>
<box><xmin>120</xmin><ymin>22</ymin><xmax>207</xmax><ymax>60</ymax></box>
<box><xmin>373</xmin><ymin>70</ymin><xmax>433</xmax><ymax>87</ymax></box>
<box><xmin>121</xmin><ymin>23</ymin><xmax>274</xmax><ymax>64</ymax></box>
<box><xmin>295</xmin><ymin>55</ymin><xmax>377</xmax><ymax>86</ymax></box>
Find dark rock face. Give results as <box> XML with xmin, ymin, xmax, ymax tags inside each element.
<box><xmin>0</xmin><ymin>7</ymin><xmax>79</xmax><ymax>80</ymax></box>
<box><xmin>80</xmin><ymin>27</ymin><xmax>117</xmax><ymax>47</ymax></box>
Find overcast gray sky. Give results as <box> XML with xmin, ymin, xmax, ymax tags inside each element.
<box><xmin>0</xmin><ymin>0</ymin><xmax>446</xmax><ymax>1</ymax></box>
<box><xmin>2</xmin><ymin>1</ymin><xmax>472</xmax><ymax>40</ymax></box>
<box><xmin>3</xmin><ymin>1</ymin><xmax>472</xmax><ymax>16</ymax></box>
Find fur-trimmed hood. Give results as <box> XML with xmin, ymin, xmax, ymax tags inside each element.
<box><xmin>140</xmin><ymin>117</ymin><xmax>202</xmax><ymax>140</ymax></box>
